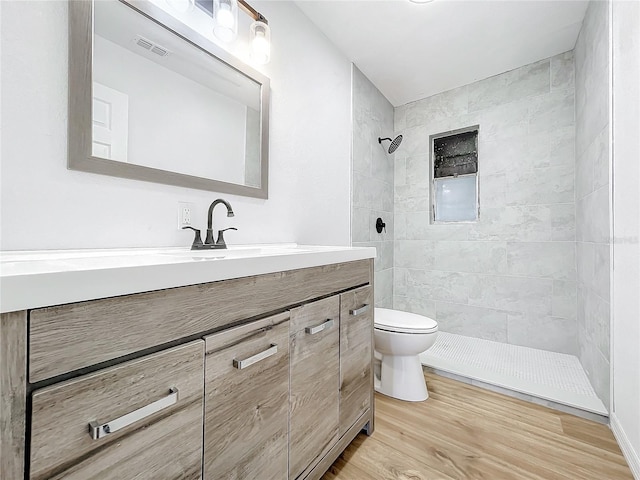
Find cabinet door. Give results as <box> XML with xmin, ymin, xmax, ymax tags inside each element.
<box><xmin>289</xmin><ymin>295</ymin><xmax>340</xmax><ymax>480</ymax></box>
<box><xmin>339</xmin><ymin>286</ymin><xmax>373</xmax><ymax>436</ymax></box>
<box><xmin>203</xmin><ymin>312</ymin><xmax>289</xmax><ymax>480</ymax></box>
<box><xmin>29</xmin><ymin>341</ymin><xmax>204</xmax><ymax>480</ymax></box>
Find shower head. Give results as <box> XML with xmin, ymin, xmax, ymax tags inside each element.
<box><xmin>378</xmin><ymin>135</ymin><xmax>403</xmax><ymax>154</ymax></box>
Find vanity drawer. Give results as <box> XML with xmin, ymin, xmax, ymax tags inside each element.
<box><xmin>29</xmin><ymin>341</ymin><xmax>204</xmax><ymax>480</ymax></box>
<box><xmin>29</xmin><ymin>259</ymin><xmax>371</xmax><ymax>383</ymax></box>
<box><xmin>203</xmin><ymin>312</ymin><xmax>289</xmax><ymax>479</ymax></box>
<box><xmin>289</xmin><ymin>295</ymin><xmax>340</xmax><ymax>480</ymax></box>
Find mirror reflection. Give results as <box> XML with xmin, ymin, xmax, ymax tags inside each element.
<box><xmin>91</xmin><ymin>0</ymin><xmax>262</xmax><ymax>188</ymax></box>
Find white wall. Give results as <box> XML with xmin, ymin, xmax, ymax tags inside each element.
<box><xmin>0</xmin><ymin>0</ymin><xmax>352</xmax><ymax>250</ymax></box>
<box><xmin>611</xmin><ymin>1</ymin><xmax>640</xmax><ymax>476</ymax></box>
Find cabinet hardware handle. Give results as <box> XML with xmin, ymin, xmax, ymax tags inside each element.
<box><xmin>89</xmin><ymin>387</ymin><xmax>179</xmax><ymax>440</ymax></box>
<box><xmin>349</xmin><ymin>304</ymin><xmax>370</xmax><ymax>316</ymax></box>
<box><xmin>305</xmin><ymin>319</ymin><xmax>334</xmax><ymax>335</ymax></box>
<box><xmin>233</xmin><ymin>344</ymin><xmax>278</xmax><ymax>370</ymax></box>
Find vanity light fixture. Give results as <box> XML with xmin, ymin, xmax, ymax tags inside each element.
<box><xmin>212</xmin><ymin>0</ymin><xmax>271</xmax><ymax>64</ymax></box>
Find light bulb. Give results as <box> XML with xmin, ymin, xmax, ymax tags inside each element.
<box><xmin>213</xmin><ymin>0</ymin><xmax>238</xmax><ymax>42</ymax></box>
<box><xmin>253</xmin><ymin>33</ymin><xmax>268</xmax><ymax>54</ymax></box>
<box><xmin>250</xmin><ymin>20</ymin><xmax>271</xmax><ymax>64</ymax></box>
<box><xmin>216</xmin><ymin>4</ymin><xmax>234</xmax><ymax>29</ymax></box>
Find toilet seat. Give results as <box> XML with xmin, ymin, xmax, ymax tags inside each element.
<box><xmin>374</xmin><ymin>308</ymin><xmax>438</xmax><ymax>335</ymax></box>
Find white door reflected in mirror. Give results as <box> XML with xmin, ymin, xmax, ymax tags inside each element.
<box><xmin>92</xmin><ymin>82</ymin><xmax>130</xmax><ymax>162</ymax></box>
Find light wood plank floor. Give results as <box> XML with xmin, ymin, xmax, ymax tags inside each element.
<box><xmin>323</xmin><ymin>372</ymin><xmax>633</xmax><ymax>480</ymax></box>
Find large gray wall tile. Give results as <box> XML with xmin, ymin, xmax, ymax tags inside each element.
<box><xmin>469</xmin><ymin>206</ymin><xmax>553</xmax><ymax>242</ymax></box>
<box><xmin>552</xmin><ymin>280</ymin><xmax>577</xmax><ymax>320</ymax></box>
<box><xmin>394</xmin><ymin>157</ymin><xmax>406</xmax><ymax>187</ymax></box>
<box><xmin>352</xmin><ymin>207</ymin><xmax>370</xmax><ymax>243</ymax></box>
<box><xmin>507</xmin><ymin>313</ymin><xmax>578</xmax><ymax>355</ymax></box>
<box><xmin>550</xmin><ymin>204</ymin><xmax>576</xmax><ymax>241</ymax></box>
<box><xmin>529</xmin><ymin>90</ymin><xmax>575</xmax><ymax>134</ymax></box>
<box><xmin>579</xmin><ymin>340</ymin><xmax>610</xmax><ymax>410</ymax></box>
<box><xmin>507</xmin><ymin>242</ymin><xmax>576</xmax><ymax>280</ymax></box>
<box><xmin>405</xmin><ymin>85</ymin><xmax>469</xmax><ymax>127</ymax></box>
<box><xmin>577</xmin><ymin>186</ymin><xmax>610</xmax><ymax>244</ymax></box>
<box><xmin>575</xmin><ymin>0</ymin><xmax>611</xmax><ymax>409</ymax></box>
<box><xmin>593</xmin><ymin>243</ymin><xmax>611</xmax><ymax>301</ymax></box>
<box><xmin>393</xmin><ymin>294</ymin><xmax>436</xmax><ymax>318</ymax></box>
<box><xmin>592</xmin><ymin>126</ymin><xmax>610</xmax><ymax>192</ymax></box>
<box><xmin>375</xmin><ymin>268</ymin><xmax>394</xmax><ymax>307</ymax></box>
<box><xmin>433</xmin><ymin>241</ymin><xmax>507</xmax><ymax>275</ymax></box>
<box><xmin>468</xmin><ymin>275</ymin><xmax>553</xmax><ymax>315</ymax></box>
<box><xmin>405</xmin><ymin>269</ymin><xmax>472</xmax><ymax>304</ymax></box>
<box><xmin>468</xmin><ymin>60</ymin><xmax>550</xmax><ymax>112</ymax></box>
<box><xmin>436</xmin><ymin>302</ymin><xmax>507</xmax><ymax>341</ymax></box>
<box><xmin>505</xmin><ymin>163</ymin><xmax>574</xmax><ymax>206</ymax></box>
<box><xmin>395</xmin><ymin>240</ymin><xmax>435</xmax><ymax>269</ymax></box>
<box><xmin>551</xmin><ymin>50</ymin><xmax>575</xmax><ymax>92</ymax></box>
<box><xmin>390</xmin><ymin>52</ymin><xmax>578</xmax><ymax>357</ymax></box>
<box><xmin>351</xmin><ymin>65</ymin><xmax>394</xmax><ymax>303</ymax></box>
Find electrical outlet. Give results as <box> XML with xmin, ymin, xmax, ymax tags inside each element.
<box><xmin>178</xmin><ymin>202</ymin><xmax>195</xmax><ymax>229</ymax></box>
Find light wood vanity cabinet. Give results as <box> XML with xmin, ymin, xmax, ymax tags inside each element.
<box><xmin>288</xmin><ymin>286</ymin><xmax>373</xmax><ymax>480</ymax></box>
<box><xmin>289</xmin><ymin>296</ymin><xmax>341</xmax><ymax>480</ymax></box>
<box><xmin>29</xmin><ymin>341</ymin><xmax>204</xmax><ymax>480</ymax></box>
<box><xmin>203</xmin><ymin>312</ymin><xmax>290</xmax><ymax>480</ymax></box>
<box><xmin>339</xmin><ymin>285</ymin><xmax>373</xmax><ymax>437</ymax></box>
<box><xmin>1</xmin><ymin>259</ymin><xmax>374</xmax><ymax>480</ymax></box>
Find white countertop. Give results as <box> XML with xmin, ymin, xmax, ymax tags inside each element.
<box><xmin>0</xmin><ymin>244</ymin><xmax>376</xmax><ymax>313</ymax></box>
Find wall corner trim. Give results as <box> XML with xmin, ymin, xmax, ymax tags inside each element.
<box><xmin>610</xmin><ymin>413</ymin><xmax>640</xmax><ymax>479</ymax></box>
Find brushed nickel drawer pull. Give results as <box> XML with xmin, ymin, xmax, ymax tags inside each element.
<box><xmin>89</xmin><ymin>387</ymin><xmax>179</xmax><ymax>440</ymax></box>
<box><xmin>233</xmin><ymin>344</ymin><xmax>278</xmax><ymax>370</ymax></box>
<box><xmin>305</xmin><ymin>319</ymin><xmax>334</xmax><ymax>335</ymax></box>
<box><xmin>349</xmin><ymin>304</ymin><xmax>370</xmax><ymax>316</ymax></box>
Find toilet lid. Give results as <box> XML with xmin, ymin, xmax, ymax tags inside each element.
<box><xmin>374</xmin><ymin>308</ymin><xmax>438</xmax><ymax>334</ymax></box>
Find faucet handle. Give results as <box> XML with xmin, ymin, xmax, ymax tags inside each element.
<box><xmin>215</xmin><ymin>227</ymin><xmax>237</xmax><ymax>248</ymax></box>
<box><xmin>182</xmin><ymin>226</ymin><xmax>204</xmax><ymax>250</ymax></box>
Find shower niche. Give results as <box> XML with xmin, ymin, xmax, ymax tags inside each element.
<box><xmin>430</xmin><ymin>126</ymin><xmax>479</xmax><ymax>223</ymax></box>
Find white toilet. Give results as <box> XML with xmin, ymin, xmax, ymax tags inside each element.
<box><xmin>374</xmin><ymin>308</ymin><xmax>438</xmax><ymax>402</ymax></box>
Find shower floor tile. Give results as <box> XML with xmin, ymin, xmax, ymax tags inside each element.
<box><xmin>420</xmin><ymin>332</ymin><xmax>608</xmax><ymax>416</ymax></box>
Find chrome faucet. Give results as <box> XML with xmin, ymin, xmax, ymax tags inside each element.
<box><xmin>182</xmin><ymin>198</ymin><xmax>236</xmax><ymax>250</ymax></box>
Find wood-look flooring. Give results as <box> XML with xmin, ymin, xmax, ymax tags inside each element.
<box><xmin>323</xmin><ymin>372</ymin><xmax>633</xmax><ymax>480</ymax></box>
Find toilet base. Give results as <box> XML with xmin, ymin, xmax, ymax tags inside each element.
<box><xmin>375</xmin><ymin>354</ymin><xmax>428</xmax><ymax>402</ymax></box>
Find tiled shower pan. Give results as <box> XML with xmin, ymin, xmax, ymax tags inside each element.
<box><xmin>420</xmin><ymin>332</ymin><xmax>608</xmax><ymax>418</ymax></box>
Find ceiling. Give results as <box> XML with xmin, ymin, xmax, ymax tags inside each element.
<box><xmin>295</xmin><ymin>0</ymin><xmax>588</xmax><ymax>106</ymax></box>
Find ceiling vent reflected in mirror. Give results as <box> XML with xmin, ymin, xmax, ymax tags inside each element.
<box><xmin>134</xmin><ymin>35</ymin><xmax>171</xmax><ymax>57</ymax></box>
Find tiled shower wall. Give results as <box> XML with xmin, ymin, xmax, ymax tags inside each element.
<box><xmin>393</xmin><ymin>52</ymin><xmax>578</xmax><ymax>355</ymax></box>
<box><xmin>351</xmin><ymin>65</ymin><xmax>395</xmax><ymax>307</ymax></box>
<box><xmin>575</xmin><ymin>0</ymin><xmax>611</xmax><ymax>409</ymax></box>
